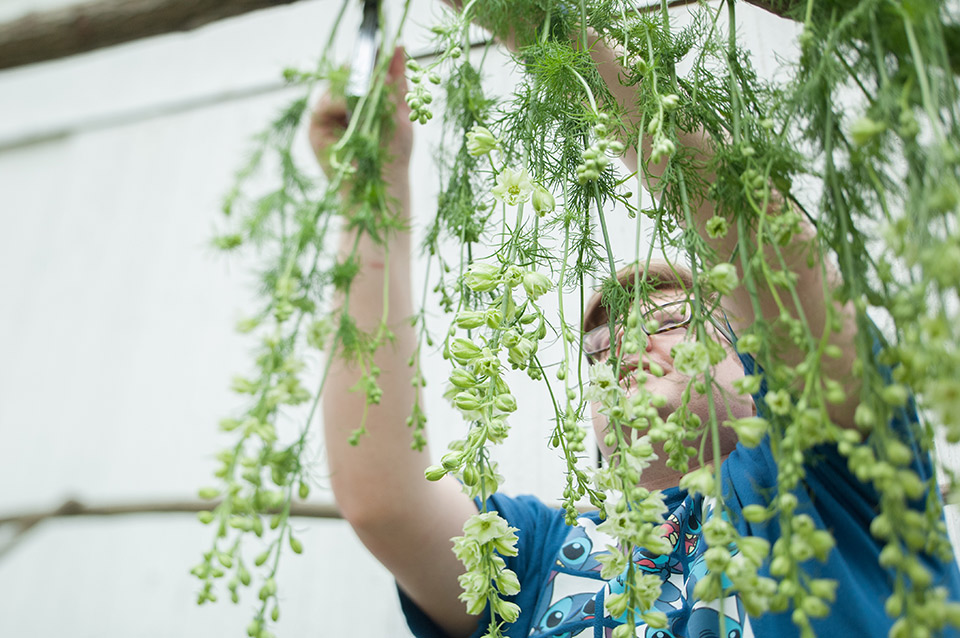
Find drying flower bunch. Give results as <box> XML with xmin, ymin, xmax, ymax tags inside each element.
<box><xmin>195</xmin><ymin>1</ymin><xmax>960</xmax><ymax>637</ymax></box>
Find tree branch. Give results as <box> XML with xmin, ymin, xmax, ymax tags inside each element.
<box><xmin>0</xmin><ymin>0</ymin><xmax>307</xmax><ymax>71</ymax></box>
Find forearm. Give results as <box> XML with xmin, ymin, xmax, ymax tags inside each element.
<box><xmin>322</xmin><ymin>167</ymin><xmax>424</xmax><ymax>523</ymax></box>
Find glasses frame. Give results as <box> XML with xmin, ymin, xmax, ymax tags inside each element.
<box><xmin>582</xmin><ymin>299</ymin><xmax>736</xmax><ymax>365</ymax></box>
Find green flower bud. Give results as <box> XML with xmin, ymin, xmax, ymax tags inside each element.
<box><xmin>849</xmin><ymin>116</ymin><xmax>886</xmax><ymax>147</ymax></box>
<box><xmin>271</xmin><ymin>605</ymin><xmax>280</xmax><ymax>622</ymax></box>
<box><xmin>764</xmin><ymin>389</ymin><xmax>792</xmax><ymax>416</ymax></box>
<box><xmin>606</xmin><ymin>592</ymin><xmax>629</xmax><ymax>619</ymax></box>
<box><xmin>462</xmin><ymin>464</ymin><xmax>480</xmax><ymax>486</ymax></box>
<box><xmin>522</xmin><ymin>271</ymin><xmax>552</xmax><ymax>300</ymax></box>
<box><xmin>823</xmin><ymin>379</ymin><xmax>845</xmax><ymax>404</ymax></box>
<box><xmin>449</xmin><ymin>338</ymin><xmax>482</xmax><ymax>363</ymax></box>
<box><xmin>197</xmin><ymin>511</ymin><xmax>215</xmax><ymax>524</ymax></box>
<box><xmin>707</xmin><ymin>262</ymin><xmax>739</xmax><ymax>295</ymax></box>
<box><xmin>679</xmin><ymin>466</ymin><xmax>715</xmax><ymax>496</ymax></box>
<box><xmin>463</xmin><ymin>263</ymin><xmax>501</xmax><ymax>292</ymax></box>
<box><xmin>465</xmin><ymin>124</ymin><xmax>499</xmax><ymax>157</ymax></box>
<box><xmin>484</xmin><ymin>309</ymin><xmax>503</xmax><ymax>329</ymax></box>
<box><xmin>737</xmin><ymin>333</ymin><xmax>762</xmax><ymax>354</ymax></box>
<box><xmin>449</xmin><ymin>368</ymin><xmax>478</xmax><ymax>389</ymax></box>
<box><xmin>824</xmin><ymin>344</ymin><xmax>843</xmax><ymax>359</ymax></box>
<box><xmin>258</xmin><ymin>577</ymin><xmax>277</xmax><ymax>600</ymax></box>
<box><xmin>298</xmin><ymin>481</ymin><xmax>310</xmax><ymax>499</ymax></box>
<box><xmin>728</xmin><ymin>416</ymin><xmax>770</xmax><ymax>447</ymax></box>
<box><xmin>642</xmin><ymin>610</ymin><xmax>668</xmax><ymax>629</ymax></box>
<box><xmin>886</xmin><ymin>440</ymin><xmax>912</xmax><ymax>466</ymax></box>
<box><xmin>770</xmin><ymin>555</ymin><xmax>790</xmax><ymax>576</ymax></box>
<box><xmin>672</xmin><ymin>342</ymin><xmax>710</xmax><ymax>376</ymax></box>
<box><xmin>660</xmin><ymin>93</ymin><xmax>680</xmax><ymax>110</ymax></box>
<box><xmin>455</xmin><ymin>310</ymin><xmax>486</xmax><ymax>329</ymax></box>
<box><xmin>704</xmin><ymin>546</ymin><xmax>731</xmax><ymax>571</ymax></box>
<box><xmin>881</xmin><ymin>384</ymin><xmax>909</xmax><ymax>406</ymax></box>
<box><xmin>885</xmin><ymin>593</ymin><xmax>903</xmax><ymax>617</ymax></box>
<box><xmin>742</xmin><ymin>504</ymin><xmax>770</xmax><ymax>523</ymax></box>
<box><xmin>289</xmin><ymin>535</ymin><xmax>303</xmax><ymax>554</ymax></box>
<box><xmin>808</xmin><ymin>578</ymin><xmax>837</xmax><ymax>602</ymax></box>
<box><xmin>531</xmin><ymin>185</ymin><xmax>556</xmax><ymax>217</ymax></box>
<box><xmin>801</xmin><ymin>596</ymin><xmax>829</xmax><ymax>618</ymax></box>
<box><xmin>441</xmin><ymin>452</ymin><xmax>462</xmax><ymax>470</ymax></box>
<box><xmin>734</xmin><ymin>375</ymin><xmax>763</xmax><ymax>396</ymax></box>
<box><xmin>424</xmin><ymin>465</ymin><xmax>447</xmax><ymax>481</ymax></box>
<box><xmin>854</xmin><ymin>404</ymin><xmax>876</xmax><ymax>429</ymax></box>
<box><xmin>494</xmin><ymin>393</ymin><xmax>517</xmax><ymax>412</ymax></box>
<box><xmin>706</xmin><ymin>216</ymin><xmax>729</xmax><ymax>238</ymax></box>
<box><xmin>198</xmin><ymin>487</ymin><xmax>220</xmax><ymax>500</ymax></box>
<box><xmin>254</xmin><ymin>550</ymin><xmax>270</xmax><ymax>567</ymax></box>
<box><xmin>454</xmin><ymin>391</ymin><xmax>481</xmax><ymax>411</ymax></box>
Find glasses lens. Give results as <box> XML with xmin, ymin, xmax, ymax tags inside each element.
<box><xmin>643</xmin><ymin>300</ymin><xmax>691</xmax><ymax>332</ymax></box>
<box><xmin>582</xmin><ymin>324</ymin><xmax>611</xmax><ymax>363</ymax></box>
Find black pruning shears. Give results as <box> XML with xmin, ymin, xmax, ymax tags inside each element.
<box><xmin>345</xmin><ymin>0</ymin><xmax>381</xmax><ymax>118</ymax></box>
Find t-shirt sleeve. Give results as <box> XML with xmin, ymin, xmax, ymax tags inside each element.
<box><xmin>397</xmin><ymin>491</ymin><xmax>569</xmax><ymax>638</ymax></box>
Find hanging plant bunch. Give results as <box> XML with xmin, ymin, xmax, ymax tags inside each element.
<box><xmin>194</xmin><ymin>1</ymin><xmax>960</xmax><ymax>637</ymax></box>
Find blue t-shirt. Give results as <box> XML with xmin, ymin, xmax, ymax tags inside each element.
<box><xmin>399</xmin><ymin>354</ymin><xmax>960</xmax><ymax>638</ymax></box>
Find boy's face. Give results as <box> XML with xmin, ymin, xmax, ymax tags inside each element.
<box><xmin>584</xmin><ymin>287</ymin><xmax>754</xmax><ymax>461</ymax></box>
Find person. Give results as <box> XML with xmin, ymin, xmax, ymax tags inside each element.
<box><xmin>311</xmin><ymin>25</ymin><xmax>960</xmax><ymax>638</ymax></box>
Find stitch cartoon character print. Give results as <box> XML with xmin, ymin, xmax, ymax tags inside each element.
<box><xmin>528</xmin><ymin>495</ymin><xmax>754</xmax><ymax>638</ymax></box>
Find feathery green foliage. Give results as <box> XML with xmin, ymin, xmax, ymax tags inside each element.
<box><xmin>196</xmin><ymin>1</ymin><xmax>960</xmax><ymax>636</ymax></box>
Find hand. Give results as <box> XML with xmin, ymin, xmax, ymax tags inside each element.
<box><xmin>309</xmin><ymin>46</ymin><xmax>413</xmax><ymax>179</ymax></box>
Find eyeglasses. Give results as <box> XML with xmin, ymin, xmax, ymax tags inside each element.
<box><xmin>582</xmin><ymin>299</ymin><xmax>735</xmax><ymax>365</ymax></box>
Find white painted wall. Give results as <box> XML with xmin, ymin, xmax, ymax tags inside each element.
<box><xmin>0</xmin><ymin>2</ymin><xmax>955</xmax><ymax>637</ymax></box>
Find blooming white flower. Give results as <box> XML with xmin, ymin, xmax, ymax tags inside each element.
<box><xmin>491</xmin><ymin>166</ymin><xmax>533</xmax><ymax>206</ymax></box>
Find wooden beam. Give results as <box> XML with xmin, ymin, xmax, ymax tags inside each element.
<box><xmin>0</xmin><ymin>0</ymin><xmax>308</xmax><ymax>71</ymax></box>
<box><xmin>0</xmin><ymin>0</ymin><xmax>805</xmax><ymax>72</ymax></box>
<box><xmin>0</xmin><ymin>497</ymin><xmax>341</xmax><ymax>560</ymax></box>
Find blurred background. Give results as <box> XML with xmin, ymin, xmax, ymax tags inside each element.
<box><xmin>0</xmin><ymin>1</ymin><xmax>955</xmax><ymax>636</ymax></box>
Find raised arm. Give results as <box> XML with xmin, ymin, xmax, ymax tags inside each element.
<box><xmin>313</xmin><ymin>47</ymin><xmax>479</xmax><ymax>637</ymax></box>
<box><xmin>442</xmin><ymin>0</ymin><xmax>858</xmax><ymax>427</ymax></box>
<box><xmin>583</xmin><ymin>30</ymin><xmax>860</xmax><ymax>428</ymax></box>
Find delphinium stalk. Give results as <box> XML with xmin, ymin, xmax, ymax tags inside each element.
<box><xmin>194</xmin><ymin>1</ymin><xmax>418</xmax><ymax>635</ymax></box>
<box><xmin>197</xmin><ymin>0</ymin><xmax>960</xmax><ymax>636</ymax></box>
<box><xmin>775</xmin><ymin>0</ymin><xmax>960</xmax><ymax>635</ymax></box>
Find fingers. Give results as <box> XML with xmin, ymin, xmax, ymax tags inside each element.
<box><xmin>309</xmin><ymin>45</ymin><xmax>413</xmax><ymax>165</ymax></box>
<box><xmin>309</xmin><ymin>93</ymin><xmax>348</xmax><ymax>160</ymax></box>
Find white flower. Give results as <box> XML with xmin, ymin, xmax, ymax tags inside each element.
<box><xmin>491</xmin><ymin>166</ymin><xmax>533</xmax><ymax>206</ymax></box>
